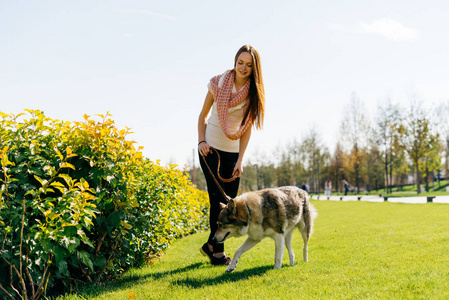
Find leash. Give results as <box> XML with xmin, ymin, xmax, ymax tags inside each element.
<box><xmin>201</xmin><ymin>147</ymin><xmax>238</xmax><ymax>202</ymax></box>
<box><xmin>201</xmin><ymin>147</ymin><xmax>252</xmax><ymax>220</ymax></box>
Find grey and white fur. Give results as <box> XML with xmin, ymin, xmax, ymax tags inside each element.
<box><xmin>214</xmin><ymin>186</ymin><xmax>317</xmax><ymax>272</ymax></box>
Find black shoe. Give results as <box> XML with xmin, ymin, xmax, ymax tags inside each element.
<box><xmin>211</xmin><ymin>255</ymin><xmax>231</xmax><ymax>266</ymax></box>
<box><xmin>200</xmin><ymin>243</ymin><xmax>214</xmax><ymax>262</ymax></box>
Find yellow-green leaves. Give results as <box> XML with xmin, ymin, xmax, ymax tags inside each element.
<box><xmin>60</xmin><ymin>162</ymin><xmax>76</xmax><ymax>170</ymax></box>
<box><xmin>0</xmin><ymin>109</ymin><xmax>208</xmax><ymax>299</ymax></box>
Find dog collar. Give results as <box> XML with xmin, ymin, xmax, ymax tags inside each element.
<box><xmin>245</xmin><ymin>202</ymin><xmax>252</xmax><ymax>220</ymax></box>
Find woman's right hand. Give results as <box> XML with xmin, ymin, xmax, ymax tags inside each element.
<box><xmin>199</xmin><ymin>141</ymin><xmax>212</xmax><ymax>157</ymax></box>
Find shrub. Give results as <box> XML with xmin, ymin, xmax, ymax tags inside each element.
<box><xmin>0</xmin><ymin>110</ymin><xmax>208</xmax><ymax>299</ymax></box>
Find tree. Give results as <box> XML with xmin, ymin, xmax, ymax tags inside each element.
<box><xmin>436</xmin><ymin>100</ymin><xmax>449</xmax><ymax>178</ymax></box>
<box><xmin>402</xmin><ymin>99</ymin><xmax>438</xmax><ymax>194</ymax></box>
<box><xmin>373</xmin><ymin>100</ymin><xmax>404</xmax><ymax>193</ymax></box>
<box><xmin>299</xmin><ymin>128</ymin><xmax>330</xmax><ymax>193</ymax></box>
<box><xmin>391</xmin><ymin>147</ymin><xmax>409</xmax><ymax>191</ymax></box>
<box><xmin>283</xmin><ymin>139</ymin><xmax>305</xmax><ymax>187</ymax></box>
<box><xmin>420</xmin><ymin>135</ymin><xmax>442</xmax><ymax>191</ymax></box>
<box><xmin>340</xmin><ymin>92</ymin><xmax>369</xmax><ymax>193</ymax></box>
<box><xmin>329</xmin><ymin>143</ymin><xmax>345</xmax><ymax>193</ymax></box>
<box><xmin>240</xmin><ymin>162</ymin><xmax>258</xmax><ymax>192</ymax></box>
<box><xmin>258</xmin><ymin>162</ymin><xmax>277</xmax><ymax>189</ymax></box>
<box><xmin>251</xmin><ymin>150</ymin><xmax>277</xmax><ymax>190</ymax></box>
<box><xmin>363</xmin><ymin>144</ymin><xmax>384</xmax><ymax>192</ymax></box>
<box><xmin>276</xmin><ymin>150</ymin><xmax>294</xmax><ymax>186</ymax></box>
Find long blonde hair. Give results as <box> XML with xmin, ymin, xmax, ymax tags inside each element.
<box><xmin>234</xmin><ymin>45</ymin><xmax>265</xmax><ymax>130</ymax></box>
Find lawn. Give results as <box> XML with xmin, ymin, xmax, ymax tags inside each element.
<box><xmin>58</xmin><ymin>201</ymin><xmax>449</xmax><ymax>300</ymax></box>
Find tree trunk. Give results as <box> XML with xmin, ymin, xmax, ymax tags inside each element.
<box><xmin>384</xmin><ymin>151</ymin><xmax>388</xmax><ymax>194</ymax></box>
<box><xmin>446</xmin><ymin>138</ymin><xmax>449</xmax><ymax>179</ymax></box>
<box><xmin>415</xmin><ymin>160</ymin><xmax>421</xmax><ymax>194</ymax></box>
<box><xmin>355</xmin><ymin>144</ymin><xmax>360</xmax><ymax>194</ymax></box>
<box><xmin>389</xmin><ymin>162</ymin><xmax>393</xmax><ymax>194</ymax></box>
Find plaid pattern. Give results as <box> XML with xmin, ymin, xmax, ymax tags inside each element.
<box><xmin>209</xmin><ymin>70</ymin><xmax>251</xmax><ymax>140</ymax></box>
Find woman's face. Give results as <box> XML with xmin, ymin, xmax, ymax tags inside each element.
<box><xmin>235</xmin><ymin>51</ymin><xmax>253</xmax><ymax>81</ymax></box>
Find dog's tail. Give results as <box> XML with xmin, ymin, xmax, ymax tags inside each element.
<box><xmin>303</xmin><ymin>194</ymin><xmax>318</xmax><ymax>238</ymax></box>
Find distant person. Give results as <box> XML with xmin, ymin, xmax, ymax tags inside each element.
<box><xmin>325</xmin><ymin>179</ymin><xmax>332</xmax><ymax>196</ymax></box>
<box><xmin>342</xmin><ymin>179</ymin><xmax>349</xmax><ymax>195</ymax></box>
<box><xmin>197</xmin><ymin>45</ymin><xmax>265</xmax><ymax>266</ymax></box>
<box><xmin>301</xmin><ymin>182</ymin><xmax>309</xmax><ymax>193</ymax></box>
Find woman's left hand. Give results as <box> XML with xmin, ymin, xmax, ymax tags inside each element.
<box><xmin>233</xmin><ymin>161</ymin><xmax>243</xmax><ymax>177</ymax></box>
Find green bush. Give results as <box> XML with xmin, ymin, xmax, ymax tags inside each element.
<box><xmin>0</xmin><ymin>110</ymin><xmax>208</xmax><ymax>299</ymax></box>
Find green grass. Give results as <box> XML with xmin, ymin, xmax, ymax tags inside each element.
<box><xmin>58</xmin><ymin>201</ymin><xmax>449</xmax><ymax>300</ymax></box>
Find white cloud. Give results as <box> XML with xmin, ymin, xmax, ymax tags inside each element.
<box><xmin>118</xmin><ymin>9</ymin><xmax>177</xmax><ymax>20</ymax></box>
<box><xmin>357</xmin><ymin>18</ymin><xmax>420</xmax><ymax>41</ymax></box>
<box><xmin>327</xmin><ymin>19</ymin><xmax>421</xmax><ymax>42</ymax></box>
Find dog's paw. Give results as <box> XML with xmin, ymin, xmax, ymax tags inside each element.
<box><xmin>225</xmin><ymin>266</ymin><xmax>235</xmax><ymax>272</ymax></box>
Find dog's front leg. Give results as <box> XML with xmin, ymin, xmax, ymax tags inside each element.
<box><xmin>274</xmin><ymin>234</ymin><xmax>285</xmax><ymax>269</ymax></box>
<box><xmin>226</xmin><ymin>237</ymin><xmax>259</xmax><ymax>273</ymax></box>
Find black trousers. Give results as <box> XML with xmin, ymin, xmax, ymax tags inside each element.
<box><xmin>199</xmin><ymin>148</ymin><xmax>240</xmax><ymax>253</ymax></box>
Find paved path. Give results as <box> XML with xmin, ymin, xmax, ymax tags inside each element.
<box><xmin>311</xmin><ymin>195</ymin><xmax>449</xmax><ymax>204</ymax></box>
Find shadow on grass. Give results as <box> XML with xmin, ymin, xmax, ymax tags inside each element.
<box><xmin>120</xmin><ymin>262</ymin><xmax>205</xmax><ymax>283</ymax></box>
<box><xmin>76</xmin><ymin>262</ymin><xmax>273</xmax><ymax>298</ymax></box>
<box><xmin>174</xmin><ymin>265</ymin><xmax>273</xmax><ymax>288</ymax></box>
<box><xmin>76</xmin><ymin>262</ymin><xmax>205</xmax><ymax>297</ymax></box>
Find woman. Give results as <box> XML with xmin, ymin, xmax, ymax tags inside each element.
<box><xmin>325</xmin><ymin>179</ymin><xmax>332</xmax><ymax>196</ymax></box>
<box><xmin>197</xmin><ymin>45</ymin><xmax>265</xmax><ymax>266</ymax></box>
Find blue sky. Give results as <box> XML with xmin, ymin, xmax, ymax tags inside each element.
<box><xmin>1</xmin><ymin>0</ymin><xmax>448</xmax><ymax>167</ymax></box>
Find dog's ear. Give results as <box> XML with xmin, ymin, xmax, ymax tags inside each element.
<box><xmin>219</xmin><ymin>202</ymin><xmax>227</xmax><ymax>210</ymax></box>
<box><xmin>227</xmin><ymin>199</ymin><xmax>237</xmax><ymax>216</ymax></box>
<box><xmin>234</xmin><ymin>201</ymin><xmax>250</xmax><ymax>223</ymax></box>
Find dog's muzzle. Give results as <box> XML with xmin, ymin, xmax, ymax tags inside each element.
<box><xmin>213</xmin><ymin>231</ymin><xmax>231</xmax><ymax>243</ymax></box>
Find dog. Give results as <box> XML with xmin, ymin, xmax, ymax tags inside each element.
<box><xmin>213</xmin><ymin>186</ymin><xmax>317</xmax><ymax>272</ymax></box>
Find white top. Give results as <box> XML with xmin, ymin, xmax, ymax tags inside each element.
<box><xmin>205</xmin><ymin>71</ymin><xmax>248</xmax><ymax>153</ymax></box>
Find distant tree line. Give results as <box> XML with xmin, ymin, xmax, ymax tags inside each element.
<box><xmin>189</xmin><ymin>93</ymin><xmax>449</xmax><ymax>195</ymax></box>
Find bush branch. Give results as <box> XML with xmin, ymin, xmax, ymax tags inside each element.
<box><xmin>0</xmin><ymin>282</ymin><xmax>14</xmax><ymax>299</ymax></box>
